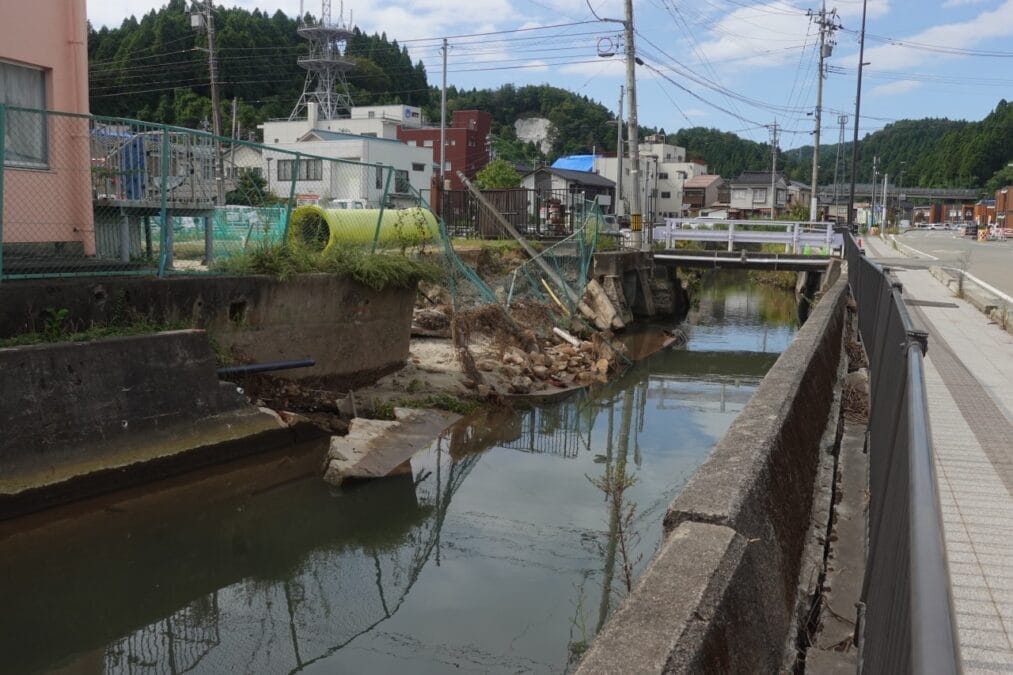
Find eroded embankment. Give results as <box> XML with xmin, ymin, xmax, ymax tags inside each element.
<box><xmin>577</xmin><ymin>272</ymin><xmax>849</xmax><ymax>673</ymax></box>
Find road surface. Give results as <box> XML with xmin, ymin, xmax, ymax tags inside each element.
<box><xmin>890</xmin><ymin>230</ymin><xmax>1013</xmax><ymax>298</ymax></box>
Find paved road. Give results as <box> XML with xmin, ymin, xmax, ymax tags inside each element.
<box><xmin>890</xmin><ymin>230</ymin><xmax>1013</xmax><ymax>298</ymax></box>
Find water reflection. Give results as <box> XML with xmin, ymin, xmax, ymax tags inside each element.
<box><xmin>0</xmin><ymin>271</ymin><xmax>797</xmax><ymax>674</ymax></box>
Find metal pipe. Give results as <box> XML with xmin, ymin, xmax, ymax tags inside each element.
<box><xmin>216</xmin><ymin>359</ymin><xmax>315</xmax><ymax>377</ymax></box>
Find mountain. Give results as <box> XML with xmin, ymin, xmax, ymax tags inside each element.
<box><xmin>87</xmin><ymin>0</ymin><xmax>428</xmax><ymax>134</ymax></box>
<box><xmin>87</xmin><ymin>3</ymin><xmax>1010</xmax><ymax>191</ymax></box>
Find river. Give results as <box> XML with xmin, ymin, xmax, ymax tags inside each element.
<box><xmin>0</xmin><ymin>271</ymin><xmax>798</xmax><ymax>674</ymax></box>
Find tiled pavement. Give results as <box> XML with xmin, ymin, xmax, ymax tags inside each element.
<box><xmin>863</xmin><ymin>235</ymin><xmax>1013</xmax><ymax>672</ymax></box>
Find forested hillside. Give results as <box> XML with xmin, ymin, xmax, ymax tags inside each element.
<box><xmin>87</xmin><ymin>0</ymin><xmax>428</xmax><ymax>133</ymax></box>
<box><xmin>86</xmin><ymin>2</ymin><xmax>1009</xmax><ymax>191</ymax></box>
<box><xmin>434</xmin><ymin>84</ymin><xmax>619</xmax><ymax>164</ymax></box>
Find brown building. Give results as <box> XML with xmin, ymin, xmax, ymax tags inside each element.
<box><xmin>397</xmin><ymin>110</ymin><xmax>492</xmax><ymax>191</ymax></box>
<box><xmin>998</xmin><ymin>185</ymin><xmax>1013</xmax><ymax>231</ymax></box>
<box><xmin>683</xmin><ymin>175</ymin><xmax>725</xmax><ymax>214</ymax></box>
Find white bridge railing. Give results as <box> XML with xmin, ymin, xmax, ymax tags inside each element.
<box><xmin>654</xmin><ymin>219</ymin><xmax>842</xmax><ymax>254</ymax></box>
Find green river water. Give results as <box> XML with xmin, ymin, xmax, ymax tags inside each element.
<box><xmin>0</xmin><ymin>271</ymin><xmax>799</xmax><ymax>674</ymax></box>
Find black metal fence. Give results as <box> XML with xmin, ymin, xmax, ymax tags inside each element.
<box><xmin>845</xmin><ymin>233</ymin><xmax>961</xmax><ymax>673</ymax></box>
<box><xmin>440</xmin><ymin>188</ymin><xmax>602</xmax><ymax>239</ymax></box>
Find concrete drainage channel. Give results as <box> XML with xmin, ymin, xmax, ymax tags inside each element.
<box><xmin>576</xmin><ymin>273</ymin><xmax>868</xmax><ymax>673</ymax></box>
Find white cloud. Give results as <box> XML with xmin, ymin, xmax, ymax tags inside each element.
<box><xmin>860</xmin><ymin>0</ymin><xmax>1013</xmax><ymax>71</ymax></box>
<box><xmin>869</xmin><ymin>79</ymin><xmax>921</xmax><ymax>96</ymax></box>
<box><xmin>941</xmin><ymin>0</ymin><xmax>988</xmax><ymax>7</ymax></box>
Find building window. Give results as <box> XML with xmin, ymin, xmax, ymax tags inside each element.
<box><xmin>752</xmin><ymin>188</ymin><xmax>767</xmax><ymax>203</ymax></box>
<box><xmin>658</xmin><ymin>172</ymin><xmax>669</xmax><ymax>180</ymax></box>
<box><xmin>277</xmin><ymin>158</ymin><xmax>322</xmax><ymax>181</ymax></box>
<box><xmin>733</xmin><ymin>188</ymin><xmax>747</xmax><ymax>200</ymax></box>
<box><xmin>394</xmin><ymin>169</ymin><xmax>410</xmax><ymax>193</ymax></box>
<box><xmin>1</xmin><ymin>61</ymin><xmax>47</xmax><ymax>166</ymax></box>
<box><xmin>368</xmin><ymin>111</ymin><xmax>376</xmax><ymax>118</ymax></box>
<box><xmin>468</xmin><ymin>138</ymin><xmax>476</xmax><ymax>147</ymax></box>
<box><xmin>661</xmin><ymin>191</ymin><xmax>671</xmax><ymax>199</ymax></box>
<box><xmin>412</xmin><ymin>162</ymin><xmax>425</xmax><ymax>172</ymax></box>
<box><xmin>423</xmin><ymin>139</ymin><xmax>433</xmax><ymax>147</ymax></box>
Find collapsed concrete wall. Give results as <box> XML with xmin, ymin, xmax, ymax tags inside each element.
<box><xmin>578</xmin><ymin>274</ymin><xmax>849</xmax><ymax>673</ymax></box>
<box><xmin>0</xmin><ymin>274</ymin><xmax>417</xmax><ymax>385</ymax></box>
<box><xmin>0</xmin><ymin>330</ymin><xmax>311</xmax><ymax>519</ymax></box>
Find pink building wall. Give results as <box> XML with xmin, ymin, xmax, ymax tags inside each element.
<box><xmin>2</xmin><ymin>0</ymin><xmax>94</xmax><ymax>255</ymax></box>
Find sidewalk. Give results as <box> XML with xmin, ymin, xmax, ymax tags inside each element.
<box><xmin>863</xmin><ymin>234</ymin><xmax>1013</xmax><ymax>672</ymax></box>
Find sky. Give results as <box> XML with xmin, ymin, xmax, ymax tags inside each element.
<box><xmin>87</xmin><ymin>0</ymin><xmax>1013</xmax><ymax>150</ymax></box>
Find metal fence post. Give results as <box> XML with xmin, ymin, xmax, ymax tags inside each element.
<box><xmin>283</xmin><ymin>154</ymin><xmax>301</xmax><ymax>241</ymax></box>
<box><xmin>372</xmin><ymin>166</ymin><xmax>394</xmax><ymax>253</ymax></box>
<box><xmin>727</xmin><ymin>222</ymin><xmax>735</xmax><ymax>252</ymax></box>
<box><xmin>157</xmin><ymin>125</ymin><xmax>171</xmax><ymax>276</ymax></box>
<box><xmin>0</xmin><ymin>104</ymin><xmax>5</xmax><ymax>283</ymax></box>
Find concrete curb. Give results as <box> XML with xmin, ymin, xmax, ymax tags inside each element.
<box><xmin>577</xmin><ymin>275</ymin><xmax>850</xmax><ymax>672</ymax></box>
<box><xmin>928</xmin><ymin>266</ymin><xmax>1013</xmax><ymax>338</ymax></box>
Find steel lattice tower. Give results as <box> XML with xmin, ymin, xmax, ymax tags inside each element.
<box><xmin>289</xmin><ymin>0</ymin><xmax>354</xmax><ymax>121</ymax></box>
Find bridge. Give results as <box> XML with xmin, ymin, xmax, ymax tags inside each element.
<box><xmin>817</xmin><ymin>183</ymin><xmax>980</xmax><ymax>202</ymax></box>
<box><xmin>653</xmin><ymin>218</ymin><xmax>841</xmax><ymax>260</ymax></box>
<box><xmin>653</xmin><ymin>250</ymin><xmax>830</xmax><ymax>271</ymax></box>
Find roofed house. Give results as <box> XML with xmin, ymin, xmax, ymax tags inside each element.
<box><xmin>520</xmin><ymin>166</ymin><xmax>615</xmax><ymax>234</ymax></box>
<box><xmin>683</xmin><ymin>175</ymin><xmax>726</xmax><ymax>215</ymax></box>
<box><xmin>729</xmin><ymin>171</ymin><xmax>788</xmax><ymax>218</ymax></box>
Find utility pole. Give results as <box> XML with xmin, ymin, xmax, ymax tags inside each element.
<box><xmin>623</xmin><ymin>0</ymin><xmax>644</xmax><ymax>250</ymax></box>
<box><xmin>193</xmin><ymin>0</ymin><xmax>224</xmax><ymax>262</ymax></box>
<box><xmin>882</xmin><ymin>172</ymin><xmax>889</xmax><ymax>227</ymax></box>
<box><xmin>847</xmin><ymin>0</ymin><xmax>869</xmax><ymax>232</ymax></box>
<box><xmin>832</xmin><ymin>114</ymin><xmax>847</xmax><ymax>217</ymax></box>
<box><xmin>440</xmin><ymin>37</ymin><xmax>448</xmax><ymax>194</ymax></box>
<box><xmin>809</xmin><ymin>1</ymin><xmax>838</xmax><ymax>221</ymax></box>
<box><xmin>870</xmin><ymin>155</ymin><xmax>879</xmax><ymax>229</ymax></box>
<box><xmin>586</xmin><ymin>0</ymin><xmax>640</xmax><ymax>246</ymax></box>
<box><xmin>615</xmin><ymin>85</ymin><xmax>624</xmax><ymax>217</ymax></box>
<box><xmin>769</xmin><ymin>122</ymin><xmax>779</xmax><ymax>220</ymax></box>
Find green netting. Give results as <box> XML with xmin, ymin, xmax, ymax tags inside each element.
<box><xmin>505</xmin><ymin>202</ymin><xmax>601</xmax><ymax>313</ymax></box>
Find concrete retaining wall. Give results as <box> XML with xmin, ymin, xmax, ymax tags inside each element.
<box><xmin>578</xmin><ymin>274</ymin><xmax>849</xmax><ymax>673</ymax></box>
<box><xmin>0</xmin><ymin>274</ymin><xmax>417</xmax><ymax>385</ymax></box>
<box><xmin>0</xmin><ymin>330</ymin><xmax>315</xmax><ymax>519</ymax></box>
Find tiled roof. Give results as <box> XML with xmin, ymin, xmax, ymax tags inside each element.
<box><xmin>684</xmin><ymin>175</ymin><xmax>724</xmax><ymax>188</ymax></box>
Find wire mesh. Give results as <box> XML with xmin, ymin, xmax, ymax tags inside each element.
<box><xmin>0</xmin><ymin>106</ymin><xmax>422</xmax><ymax>279</ymax></box>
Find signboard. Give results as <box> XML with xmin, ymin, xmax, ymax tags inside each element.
<box><xmin>295</xmin><ymin>193</ymin><xmax>319</xmax><ymax>206</ymax></box>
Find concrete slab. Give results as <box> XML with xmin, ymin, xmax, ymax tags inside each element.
<box><xmin>323</xmin><ymin>408</ymin><xmax>460</xmax><ymax>486</ymax></box>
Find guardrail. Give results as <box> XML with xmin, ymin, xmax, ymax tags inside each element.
<box><xmin>655</xmin><ymin>219</ymin><xmax>842</xmax><ymax>253</ymax></box>
<box><xmin>844</xmin><ymin>232</ymin><xmax>961</xmax><ymax>673</ymax></box>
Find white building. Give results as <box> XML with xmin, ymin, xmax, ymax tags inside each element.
<box><xmin>593</xmin><ymin>138</ymin><xmax>709</xmax><ymax>222</ymax></box>
<box><xmin>259</xmin><ymin>130</ymin><xmax>433</xmax><ymax>206</ymax></box>
<box><xmin>259</xmin><ymin>102</ymin><xmax>424</xmax><ymax>144</ymax></box>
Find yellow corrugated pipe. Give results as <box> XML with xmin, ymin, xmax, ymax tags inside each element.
<box><xmin>287</xmin><ymin>205</ymin><xmax>439</xmax><ymax>251</ymax></box>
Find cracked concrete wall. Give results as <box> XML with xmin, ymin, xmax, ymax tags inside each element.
<box><xmin>0</xmin><ymin>274</ymin><xmax>417</xmax><ymax>385</ymax></box>
<box><xmin>0</xmin><ymin>330</ymin><xmax>308</xmax><ymax>519</ymax></box>
<box><xmin>578</xmin><ymin>274</ymin><xmax>849</xmax><ymax>674</ymax></box>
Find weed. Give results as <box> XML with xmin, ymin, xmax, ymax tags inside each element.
<box><xmin>42</xmin><ymin>307</ymin><xmax>71</xmax><ymax>340</ymax></box>
<box><xmin>216</xmin><ymin>242</ymin><xmax>441</xmax><ymax>289</ymax></box>
<box><xmin>588</xmin><ymin>461</ymin><xmax>642</xmax><ymax>595</ymax></box>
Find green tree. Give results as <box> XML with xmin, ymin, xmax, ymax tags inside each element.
<box><xmin>226</xmin><ymin>169</ymin><xmax>283</xmax><ymax>206</ymax></box>
<box><xmin>473</xmin><ymin>159</ymin><xmax>522</xmax><ymax>189</ymax></box>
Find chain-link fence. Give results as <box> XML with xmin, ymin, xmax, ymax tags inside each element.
<box><xmin>0</xmin><ymin>105</ymin><xmax>428</xmax><ymax>280</ymax></box>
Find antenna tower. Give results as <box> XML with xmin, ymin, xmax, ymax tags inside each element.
<box><xmin>289</xmin><ymin>0</ymin><xmax>355</xmax><ymax>121</ymax></box>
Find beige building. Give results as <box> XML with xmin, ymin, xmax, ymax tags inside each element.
<box><xmin>2</xmin><ymin>0</ymin><xmax>93</xmax><ymax>256</ymax></box>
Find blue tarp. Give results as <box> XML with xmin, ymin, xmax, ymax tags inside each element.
<box><xmin>551</xmin><ymin>155</ymin><xmax>597</xmax><ymax>172</ymax></box>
